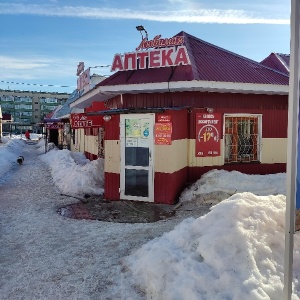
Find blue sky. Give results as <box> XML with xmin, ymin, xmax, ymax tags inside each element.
<box><xmin>0</xmin><ymin>0</ymin><xmax>290</xmax><ymax>94</ymax></box>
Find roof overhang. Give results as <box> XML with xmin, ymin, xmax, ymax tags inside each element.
<box><xmin>70</xmin><ymin>80</ymin><xmax>289</xmax><ymax>109</ymax></box>
<box><xmin>58</xmin><ymin>107</ymin><xmax>84</xmax><ymax>120</ymax></box>
<box><xmin>169</xmin><ymin>80</ymin><xmax>289</xmax><ymax>95</ymax></box>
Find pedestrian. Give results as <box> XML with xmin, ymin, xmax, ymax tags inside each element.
<box><xmin>25</xmin><ymin>130</ymin><xmax>30</xmax><ymax>140</ymax></box>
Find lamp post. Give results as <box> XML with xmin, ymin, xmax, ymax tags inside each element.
<box><xmin>136</xmin><ymin>25</ymin><xmax>148</xmax><ymax>40</ymax></box>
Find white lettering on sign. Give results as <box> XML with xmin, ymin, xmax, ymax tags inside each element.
<box><xmin>111</xmin><ymin>46</ymin><xmax>191</xmax><ymax>72</ymax></box>
<box><xmin>198</xmin><ymin>120</ymin><xmax>219</xmax><ymax>124</ymax></box>
<box><xmin>74</xmin><ymin>120</ymin><xmax>93</xmax><ymax>127</ymax></box>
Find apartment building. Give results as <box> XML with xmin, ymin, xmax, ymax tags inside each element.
<box><xmin>0</xmin><ymin>89</ymin><xmax>70</xmax><ymax>132</ymax></box>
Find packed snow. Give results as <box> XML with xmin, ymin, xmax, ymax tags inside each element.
<box><xmin>1</xmin><ymin>136</ymin><xmax>300</xmax><ymax>300</ymax></box>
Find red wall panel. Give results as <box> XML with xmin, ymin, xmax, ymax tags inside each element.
<box><xmin>155</xmin><ymin>108</ymin><xmax>189</xmax><ymax>140</ymax></box>
<box><xmin>104</xmin><ymin>172</ymin><xmax>120</xmax><ymax>201</ymax></box>
<box><xmin>154</xmin><ymin>168</ymin><xmax>188</xmax><ymax>204</ymax></box>
<box><xmin>115</xmin><ymin>91</ymin><xmax>287</xmax><ymax>139</ymax></box>
<box><xmin>104</xmin><ymin>114</ymin><xmax>120</xmax><ymax>140</ymax></box>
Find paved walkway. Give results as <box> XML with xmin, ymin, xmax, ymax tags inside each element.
<box><xmin>0</xmin><ymin>142</ymin><xmax>210</xmax><ymax>300</ymax></box>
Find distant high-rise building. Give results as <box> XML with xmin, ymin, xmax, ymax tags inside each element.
<box><xmin>0</xmin><ymin>89</ymin><xmax>70</xmax><ymax>132</ymax></box>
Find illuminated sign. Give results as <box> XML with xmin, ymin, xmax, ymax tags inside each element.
<box><xmin>111</xmin><ymin>46</ymin><xmax>190</xmax><ymax>72</ymax></box>
<box><xmin>195</xmin><ymin>113</ymin><xmax>221</xmax><ymax>157</ymax></box>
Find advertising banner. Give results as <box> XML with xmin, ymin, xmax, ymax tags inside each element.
<box><xmin>195</xmin><ymin>113</ymin><xmax>221</xmax><ymax>157</ymax></box>
<box><xmin>155</xmin><ymin>122</ymin><xmax>172</xmax><ymax>145</ymax></box>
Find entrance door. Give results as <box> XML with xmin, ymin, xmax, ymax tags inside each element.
<box><xmin>120</xmin><ymin>114</ymin><xmax>154</xmax><ymax>202</ymax></box>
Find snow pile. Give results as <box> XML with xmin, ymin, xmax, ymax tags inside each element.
<box><xmin>39</xmin><ymin>146</ymin><xmax>104</xmax><ymax>197</ymax></box>
<box><xmin>179</xmin><ymin>169</ymin><xmax>286</xmax><ymax>203</ymax></box>
<box><xmin>36</xmin><ymin>138</ymin><xmax>46</xmax><ymax>154</ymax></box>
<box><xmin>3</xmin><ymin>137</ymin><xmax>300</xmax><ymax>300</ymax></box>
<box><xmin>122</xmin><ymin>192</ymin><xmax>296</xmax><ymax>300</ymax></box>
<box><xmin>0</xmin><ymin>138</ymin><xmax>26</xmax><ymax>178</ymax></box>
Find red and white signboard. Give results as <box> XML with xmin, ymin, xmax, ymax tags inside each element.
<box><xmin>157</xmin><ymin>114</ymin><xmax>171</xmax><ymax>122</ymax></box>
<box><xmin>71</xmin><ymin>113</ymin><xmax>103</xmax><ymax>128</ymax></box>
<box><xmin>77</xmin><ymin>68</ymin><xmax>90</xmax><ymax>90</ymax></box>
<box><xmin>195</xmin><ymin>113</ymin><xmax>221</xmax><ymax>157</ymax></box>
<box><xmin>111</xmin><ymin>34</ymin><xmax>190</xmax><ymax>72</ymax></box>
<box><xmin>111</xmin><ymin>46</ymin><xmax>190</xmax><ymax>72</ymax></box>
<box><xmin>155</xmin><ymin>122</ymin><xmax>172</xmax><ymax>145</ymax></box>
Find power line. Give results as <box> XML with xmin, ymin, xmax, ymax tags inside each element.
<box><xmin>90</xmin><ymin>65</ymin><xmax>111</xmax><ymax>68</ymax></box>
<box><xmin>0</xmin><ymin>80</ymin><xmax>75</xmax><ymax>88</ymax></box>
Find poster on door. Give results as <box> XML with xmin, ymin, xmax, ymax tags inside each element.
<box><xmin>195</xmin><ymin>113</ymin><xmax>221</xmax><ymax>157</ymax></box>
<box><xmin>125</xmin><ymin>119</ymin><xmax>150</xmax><ymax>138</ymax></box>
<box><xmin>125</xmin><ymin>118</ymin><xmax>150</xmax><ymax>148</ymax></box>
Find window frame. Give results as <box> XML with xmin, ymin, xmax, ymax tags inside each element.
<box><xmin>223</xmin><ymin>113</ymin><xmax>262</xmax><ymax>164</ymax></box>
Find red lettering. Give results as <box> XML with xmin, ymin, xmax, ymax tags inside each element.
<box><xmin>111</xmin><ymin>46</ymin><xmax>190</xmax><ymax>71</ymax></box>
<box><xmin>135</xmin><ymin>37</ymin><xmax>148</xmax><ymax>51</ymax></box>
<box><xmin>152</xmin><ymin>35</ymin><xmax>161</xmax><ymax>48</ymax></box>
<box><xmin>136</xmin><ymin>52</ymin><xmax>148</xmax><ymax>69</ymax></box>
<box><xmin>124</xmin><ymin>53</ymin><xmax>137</xmax><ymax>70</ymax></box>
<box><xmin>174</xmin><ymin>46</ymin><xmax>190</xmax><ymax>65</ymax></box>
<box><xmin>111</xmin><ymin>54</ymin><xmax>123</xmax><ymax>72</ymax></box>
<box><xmin>135</xmin><ymin>34</ymin><xmax>185</xmax><ymax>50</ymax></box>
<box><xmin>177</xmin><ymin>36</ymin><xmax>184</xmax><ymax>44</ymax></box>
<box><xmin>149</xmin><ymin>50</ymin><xmax>160</xmax><ymax>68</ymax></box>
<box><xmin>161</xmin><ymin>48</ymin><xmax>174</xmax><ymax>67</ymax></box>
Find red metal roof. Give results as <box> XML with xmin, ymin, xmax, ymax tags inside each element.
<box><xmin>98</xmin><ymin>31</ymin><xmax>289</xmax><ymax>87</ymax></box>
<box><xmin>260</xmin><ymin>53</ymin><xmax>290</xmax><ymax>75</ymax></box>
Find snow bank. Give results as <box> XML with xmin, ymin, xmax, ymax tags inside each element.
<box><xmin>179</xmin><ymin>169</ymin><xmax>286</xmax><ymax>202</ymax></box>
<box><xmin>39</xmin><ymin>146</ymin><xmax>104</xmax><ymax>197</ymax></box>
<box><xmin>122</xmin><ymin>193</ymin><xmax>297</xmax><ymax>300</ymax></box>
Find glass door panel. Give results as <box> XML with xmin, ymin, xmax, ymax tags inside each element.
<box><xmin>120</xmin><ymin>114</ymin><xmax>154</xmax><ymax>202</ymax></box>
<box><xmin>125</xmin><ymin>169</ymin><xmax>148</xmax><ymax>197</ymax></box>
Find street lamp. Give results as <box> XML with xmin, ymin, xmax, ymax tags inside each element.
<box><xmin>136</xmin><ymin>25</ymin><xmax>148</xmax><ymax>40</ymax></box>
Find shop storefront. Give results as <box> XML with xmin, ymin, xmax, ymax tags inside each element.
<box><xmin>70</xmin><ymin>112</ymin><xmax>104</xmax><ymax>160</ymax></box>
<box><xmin>70</xmin><ymin>31</ymin><xmax>289</xmax><ymax>204</ymax></box>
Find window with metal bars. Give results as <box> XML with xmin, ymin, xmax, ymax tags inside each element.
<box><xmin>224</xmin><ymin>116</ymin><xmax>260</xmax><ymax>163</ymax></box>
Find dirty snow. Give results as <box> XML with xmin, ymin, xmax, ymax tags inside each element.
<box><xmin>0</xmin><ymin>137</ymin><xmax>300</xmax><ymax>300</ymax></box>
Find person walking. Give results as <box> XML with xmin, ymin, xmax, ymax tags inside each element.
<box><xmin>25</xmin><ymin>130</ymin><xmax>30</xmax><ymax>140</ymax></box>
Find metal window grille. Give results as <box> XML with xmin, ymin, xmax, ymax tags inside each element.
<box><xmin>224</xmin><ymin>116</ymin><xmax>260</xmax><ymax>163</ymax></box>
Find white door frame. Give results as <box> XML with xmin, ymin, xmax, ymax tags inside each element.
<box><xmin>120</xmin><ymin>113</ymin><xmax>154</xmax><ymax>202</ymax></box>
